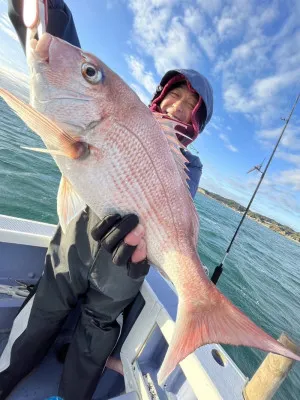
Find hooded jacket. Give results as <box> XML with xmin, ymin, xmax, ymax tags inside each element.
<box><xmin>151</xmin><ymin>69</ymin><xmax>213</xmax><ymax>198</ymax></box>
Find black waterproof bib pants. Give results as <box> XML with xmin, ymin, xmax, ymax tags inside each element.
<box><xmin>0</xmin><ymin>208</ymin><xmax>146</xmax><ymax>400</ymax></box>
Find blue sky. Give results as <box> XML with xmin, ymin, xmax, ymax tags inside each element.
<box><xmin>0</xmin><ymin>0</ymin><xmax>299</xmax><ymax>230</ymax></box>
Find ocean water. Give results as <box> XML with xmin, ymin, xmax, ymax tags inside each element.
<box><xmin>1</xmin><ymin>98</ymin><xmax>300</xmax><ymax>399</ymax></box>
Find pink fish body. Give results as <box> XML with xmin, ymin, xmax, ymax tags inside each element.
<box><xmin>1</xmin><ymin>33</ymin><xmax>299</xmax><ymax>385</ymax></box>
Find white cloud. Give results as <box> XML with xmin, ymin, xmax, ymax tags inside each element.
<box><xmin>252</xmin><ymin>69</ymin><xmax>300</xmax><ymax>101</ymax></box>
<box><xmin>183</xmin><ymin>8</ymin><xmax>205</xmax><ymax>34</ymax></box>
<box><xmin>256</xmin><ymin>124</ymin><xmax>300</xmax><ymax>150</ymax></box>
<box><xmin>214</xmin><ymin>37</ymin><xmax>266</xmax><ymax>76</ymax></box>
<box><xmin>258</xmin><ymin>4</ymin><xmax>279</xmax><ymax>25</ymax></box>
<box><xmin>251</xmin><ymin>190</ymin><xmax>300</xmax><ymax>231</ymax></box>
<box><xmin>196</xmin><ymin>0</ymin><xmax>222</xmax><ymax>16</ymax></box>
<box><xmin>153</xmin><ymin>17</ymin><xmax>200</xmax><ymax>75</ymax></box>
<box><xmin>198</xmin><ymin>30</ymin><xmax>218</xmax><ymax>60</ymax></box>
<box><xmin>223</xmin><ymin>70</ymin><xmax>300</xmax><ymax>126</ymax></box>
<box><xmin>203</xmin><ymin>167</ymin><xmax>300</xmax><ymax>231</ymax></box>
<box><xmin>212</xmin><ymin>0</ymin><xmax>300</xmax><ymax>126</ymax></box>
<box><xmin>125</xmin><ymin>54</ymin><xmax>157</xmax><ymax>94</ymax></box>
<box><xmin>277</xmin><ymin>169</ymin><xmax>300</xmax><ymax>190</ymax></box>
<box><xmin>128</xmin><ymin>0</ymin><xmax>200</xmax><ymax>76</ymax></box>
<box><xmin>281</xmin><ymin>132</ymin><xmax>300</xmax><ymax>150</ymax></box>
<box><xmin>245</xmin><ymin>3</ymin><xmax>279</xmax><ymax>42</ymax></box>
<box><xmin>271</xmin><ymin>8</ymin><xmax>299</xmax><ymax>44</ymax></box>
<box><xmin>273</xmin><ymin>31</ymin><xmax>300</xmax><ymax>73</ymax></box>
<box><xmin>214</xmin><ymin>1</ymin><xmax>252</xmax><ymax>41</ymax></box>
<box><xmin>219</xmin><ymin>133</ymin><xmax>238</xmax><ymax>152</ymax></box>
<box><xmin>227</xmin><ymin>144</ymin><xmax>239</xmax><ymax>153</ymax></box>
<box><xmin>130</xmin><ymin>83</ymin><xmax>149</xmax><ymax>105</ymax></box>
<box><xmin>210</xmin><ymin>121</ymin><xmax>221</xmax><ymax>131</ymax></box>
<box><xmin>201</xmin><ymin>161</ymin><xmax>300</xmax><ymax>231</ymax></box>
<box><xmin>207</xmin><ymin>115</ymin><xmax>225</xmax><ymax>132</ymax></box>
<box><xmin>128</xmin><ymin>0</ymin><xmax>172</xmax><ymax>48</ymax></box>
<box><xmin>257</xmin><ymin>127</ymin><xmax>282</xmax><ymax>140</ymax></box>
<box><xmin>276</xmin><ymin>151</ymin><xmax>300</xmax><ymax>166</ymax></box>
<box><xmin>216</xmin><ymin>16</ymin><xmax>236</xmax><ymax>37</ymax></box>
<box><xmin>183</xmin><ymin>6</ymin><xmax>218</xmax><ymax>61</ymax></box>
<box><xmin>223</xmin><ymin>83</ymin><xmax>255</xmax><ymax>114</ymax></box>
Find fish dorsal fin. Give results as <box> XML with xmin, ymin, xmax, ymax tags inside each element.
<box><xmin>57</xmin><ymin>176</ymin><xmax>86</xmax><ymax>233</ymax></box>
<box><xmin>153</xmin><ymin>113</ymin><xmax>199</xmax><ymax>233</ymax></box>
<box><xmin>153</xmin><ymin>112</ymin><xmax>190</xmax><ymax>189</ymax></box>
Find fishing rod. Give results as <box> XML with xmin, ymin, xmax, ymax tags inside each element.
<box><xmin>211</xmin><ymin>93</ymin><xmax>300</xmax><ymax>285</ymax></box>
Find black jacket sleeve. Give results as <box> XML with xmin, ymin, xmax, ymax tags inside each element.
<box><xmin>8</xmin><ymin>0</ymin><xmax>80</xmax><ymax>53</ymax></box>
<box><xmin>182</xmin><ymin>149</ymin><xmax>203</xmax><ymax>199</ymax></box>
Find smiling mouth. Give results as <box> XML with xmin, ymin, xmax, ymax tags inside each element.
<box><xmin>166</xmin><ymin>113</ymin><xmax>180</xmax><ymax>121</ymax></box>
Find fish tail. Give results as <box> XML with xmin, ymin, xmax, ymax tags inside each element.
<box><xmin>157</xmin><ymin>282</ymin><xmax>300</xmax><ymax>385</ymax></box>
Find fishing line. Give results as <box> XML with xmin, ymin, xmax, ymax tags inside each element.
<box><xmin>211</xmin><ymin>93</ymin><xmax>300</xmax><ymax>285</ymax></box>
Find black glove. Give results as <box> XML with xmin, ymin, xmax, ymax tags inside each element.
<box><xmin>91</xmin><ymin>214</ymin><xmax>150</xmax><ymax>279</ymax></box>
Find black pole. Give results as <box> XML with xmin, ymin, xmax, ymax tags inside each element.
<box><xmin>211</xmin><ymin>93</ymin><xmax>300</xmax><ymax>285</ymax></box>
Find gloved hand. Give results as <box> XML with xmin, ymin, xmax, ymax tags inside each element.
<box><xmin>91</xmin><ymin>214</ymin><xmax>150</xmax><ymax>279</ymax></box>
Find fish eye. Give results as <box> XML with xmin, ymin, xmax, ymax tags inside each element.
<box><xmin>81</xmin><ymin>63</ymin><xmax>102</xmax><ymax>84</ymax></box>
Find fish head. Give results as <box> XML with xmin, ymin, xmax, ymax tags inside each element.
<box><xmin>28</xmin><ymin>33</ymin><xmax>141</xmax><ymax>142</ymax></box>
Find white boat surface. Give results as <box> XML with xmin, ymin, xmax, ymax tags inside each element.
<box><xmin>0</xmin><ymin>213</ymin><xmax>247</xmax><ymax>399</ymax></box>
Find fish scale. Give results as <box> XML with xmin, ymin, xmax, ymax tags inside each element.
<box><xmin>101</xmin><ymin>121</ymin><xmax>184</xmax><ymax>245</ymax></box>
<box><xmin>0</xmin><ymin>32</ymin><xmax>299</xmax><ymax>386</ymax></box>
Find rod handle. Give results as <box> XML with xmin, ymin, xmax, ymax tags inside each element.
<box><xmin>211</xmin><ymin>265</ymin><xmax>223</xmax><ymax>284</ymax></box>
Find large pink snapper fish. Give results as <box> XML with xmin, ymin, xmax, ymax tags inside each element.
<box><xmin>1</xmin><ymin>33</ymin><xmax>299</xmax><ymax>384</ymax></box>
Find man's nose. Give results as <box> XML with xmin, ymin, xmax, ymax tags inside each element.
<box><xmin>172</xmin><ymin>99</ymin><xmax>183</xmax><ymax>112</ymax></box>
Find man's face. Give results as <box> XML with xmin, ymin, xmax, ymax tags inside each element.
<box><xmin>159</xmin><ymin>84</ymin><xmax>198</xmax><ymax>124</ymax></box>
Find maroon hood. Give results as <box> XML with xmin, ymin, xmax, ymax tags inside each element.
<box><xmin>149</xmin><ymin>74</ymin><xmax>203</xmax><ymax>146</ymax></box>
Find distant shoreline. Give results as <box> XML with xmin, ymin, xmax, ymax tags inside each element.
<box><xmin>197</xmin><ymin>188</ymin><xmax>300</xmax><ymax>244</ymax></box>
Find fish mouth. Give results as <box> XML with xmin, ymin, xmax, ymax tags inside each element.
<box><xmin>30</xmin><ymin>33</ymin><xmax>53</xmax><ymax>62</ymax></box>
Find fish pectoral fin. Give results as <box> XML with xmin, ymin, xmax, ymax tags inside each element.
<box><xmin>157</xmin><ymin>280</ymin><xmax>300</xmax><ymax>385</ymax></box>
<box><xmin>21</xmin><ymin>146</ymin><xmax>67</xmax><ymax>157</ymax></box>
<box><xmin>0</xmin><ymin>88</ymin><xmax>85</xmax><ymax>159</ymax></box>
<box><xmin>57</xmin><ymin>176</ymin><xmax>86</xmax><ymax>233</ymax></box>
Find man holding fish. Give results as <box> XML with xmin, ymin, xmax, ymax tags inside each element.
<box><xmin>0</xmin><ymin>1</ymin><xmax>215</xmax><ymax>399</ymax></box>
<box><xmin>1</xmin><ymin>0</ymin><xmax>300</xmax><ymax>399</ymax></box>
